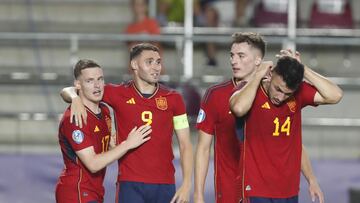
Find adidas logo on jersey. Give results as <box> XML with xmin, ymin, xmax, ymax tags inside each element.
<box><xmin>94</xmin><ymin>125</ymin><xmax>100</xmax><ymax>132</ymax></box>
<box><xmin>245</xmin><ymin>185</ymin><xmax>252</xmax><ymax>191</ymax></box>
<box><xmin>261</xmin><ymin>102</ymin><xmax>270</xmax><ymax>109</ymax></box>
<box><xmin>126</xmin><ymin>98</ymin><xmax>136</xmax><ymax>104</ymax></box>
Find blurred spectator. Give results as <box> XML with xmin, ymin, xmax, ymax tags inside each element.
<box><xmin>252</xmin><ymin>0</ymin><xmax>289</xmax><ymax>27</ymax></box>
<box><xmin>125</xmin><ymin>0</ymin><xmax>161</xmax><ymax>48</ymax></box>
<box><xmin>157</xmin><ymin>0</ymin><xmax>185</xmax><ymax>26</ymax></box>
<box><xmin>309</xmin><ymin>0</ymin><xmax>353</xmax><ymax>28</ymax></box>
<box><xmin>234</xmin><ymin>0</ymin><xmax>251</xmax><ymax>26</ymax></box>
<box><xmin>194</xmin><ymin>0</ymin><xmax>219</xmax><ymax>67</ymax></box>
<box><xmin>125</xmin><ymin>0</ymin><xmax>164</xmax><ymax>73</ymax></box>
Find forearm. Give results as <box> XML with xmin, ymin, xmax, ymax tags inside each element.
<box><xmin>179</xmin><ymin>141</ymin><xmax>193</xmax><ymax>186</ymax></box>
<box><xmin>60</xmin><ymin>87</ymin><xmax>78</xmax><ymax>103</ymax></box>
<box><xmin>87</xmin><ymin>141</ymin><xmax>130</xmax><ymax>173</ymax></box>
<box><xmin>304</xmin><ymin>65</ymin><xmax>343</xmax><ymax>104</ymax></box>
<box><xmin>194</xmin><ymin>143</ymin><xmax>211</xmax><ymax>198</ymax></box>
<box><xmin>301</xmin><ymin>145</ymin><xmax>317</xmax><ymax>184</ymax></box>
<box><xmin>230</xmin><ymin>72</ymin><xmax>262</xmax><ymax>116</ymax></box>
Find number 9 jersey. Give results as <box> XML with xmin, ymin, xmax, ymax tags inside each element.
<box><xmin>103</xmin><ymin>81</ymin><xmax>188</xmax><ymax>184</ymax></box>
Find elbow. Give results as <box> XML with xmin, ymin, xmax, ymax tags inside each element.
<box><xmin>334</xmin><ymin>88</ymin><xmax>343</xmax><ymax>104</ymax></box>
<box><xmin>86</xmin><ymin>163</ymin><xmax>101</xmax><ymax>173</ymax></box>
<box><xmin>196</xmin><ymin>144</ymin><xmax>210</xmax><ymax>156</ymax></box>
<box><xmin>89</xmin><ymin>167</ymin><xmax>101</xmax><ymax>174</ymax></box>
<box><xmin>230</xmin><ymin>103</ymin><xmax>247</xmax><ymax>117</ymax></box>
<box><xmin>180</xmin><ymin>141</ymin><xmax>193</xmax><ymax>152</ymax></box>
<box><xmin>229</xmin><ymin>97</ymin><xmax>247</xmax><ymax>117</ymax></box>
<box><xmin>60</xmin><ymin>89</ymin><xmax>71</xmax><ymax>103</ymax></box>
<box><xmin>329</xmin><ymin>88</ymin><xmax>343</xmax><ymax>104</ymax></box>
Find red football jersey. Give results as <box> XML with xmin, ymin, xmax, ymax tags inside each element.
<box><xmin>56</xmin><ymin>104</ymin><xmax>111</xmax><ymax>203</ymax></box>
<box><xmin>196</xmin><ymin>79</ymin><xmax>241</xmax><ymax>203</ymax></box>
<box><xmin>103</xmin><ymin>81</ymin><xmax>187</xmax><ymax>184</ymax></box>
<box><xmin>239</xmin><ymin>82</ymin><xmax>317</xmax><ymax>198</ymax></box>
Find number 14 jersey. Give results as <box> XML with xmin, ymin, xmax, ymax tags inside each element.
<box><xmin>239</xmin><ymin>82</ymin><xmax>317</xmax><ymax>199</ymax></box>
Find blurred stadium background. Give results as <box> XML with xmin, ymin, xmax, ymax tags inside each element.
<box><xmin>0</xmin><ymin>0</ymin><xmax>360</xmax><ymax>202</ymax></box>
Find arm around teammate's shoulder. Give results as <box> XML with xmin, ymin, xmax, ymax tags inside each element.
<box><xmin>60</xmin><ymin>86</ymin><xmax>87</xmax><ymax>128</ymax></box>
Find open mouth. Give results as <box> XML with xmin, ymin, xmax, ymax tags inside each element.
<box><xmin>272</xmin><ymin>98</ymin><xmax>281</xmax><ymax>105</ymax></box>
<box><xmin>93</xmin><ymin>90</ymin><xmax>102</xmax><ymax>96</ymax></box>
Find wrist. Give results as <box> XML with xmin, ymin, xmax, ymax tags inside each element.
<box><xmin>120</xmin><ymin>141</ymin><xmax>131</xmax><ymax>151</ymax></box>
<box><xmin>193</xmin><ymin>192</ymin><xmax>204</xmax><ymax>200</ymax></box>
<box><xmin>194</xmin><ymin>190</ymin><xmax>203</xmax><ymax>196</ymax></box>
<box><xmin>307</xmin><ymin>176</ymin><xmax>317</xmax><ymax>185</ymax></box>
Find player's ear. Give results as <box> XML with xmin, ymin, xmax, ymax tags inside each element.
<box><xmin>268</xmin><ymin>69</ymin><xmax>273</xmax><ymax>77</ymax></box>
<box><xmin>255</xmin><ymin>57</ymin><xmax>261</xmax><ymax>66</ymax></box>
<box><xmin>130</xmin><ymin>60</ymin><xmax>137</xmax><ymax>71</ymax></box>
<box><xmin>74</xmin><ymin>79</ymin><xmax>81</xmax><ymax>90</ymax></box>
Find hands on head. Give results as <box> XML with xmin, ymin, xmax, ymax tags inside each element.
<box><xmin>276</xmin><ymin>49</ymin><xmax>302</xmax><ymax>63</ymax></box>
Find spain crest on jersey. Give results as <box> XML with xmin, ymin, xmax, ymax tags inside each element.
<box><xmin>286</xmin><ymin>97</ymin><xmax>296</xmax><ymax>113</ymax></box>
<box><xmin>155</xmin><ymin>97</ymin><xmax>168</xmax><ymax>110</ymax></box>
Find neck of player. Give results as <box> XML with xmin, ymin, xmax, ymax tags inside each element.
<box><xmin>134</xmin><ymin>78</ymin><xmax>157</xmax><ymax>94</ymax></box>
<box><xmin>82</xmin><ymin>98</ymin><xmax>101</xmax><ymax>114</ymax></box>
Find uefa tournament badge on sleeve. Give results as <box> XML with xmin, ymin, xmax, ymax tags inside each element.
<box><xmin>72</xmin><ymin>130</ymin><xmax>84</xmax><ymax>144</ymax></box>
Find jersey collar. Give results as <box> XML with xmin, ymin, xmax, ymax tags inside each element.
<box><xmin>131</xmin><ymin>80</ymin><xmax>159</xmax><ymax>99</ymax></box>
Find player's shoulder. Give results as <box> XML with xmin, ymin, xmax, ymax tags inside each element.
<box><xmin>60</xmin><ymin>107</ymin><xmax>72</xmax><ymax>124</ymax></box>
<box><xmin>59</xmin><ymin>107</ymin><xmax>81</xmax><ymax>132</ymax></box>
<box><xmin>99</xmin><ymin>102</ymin><xmax>110</xmax><ymax>115</ymax></box>
<box><xmin>202</xmin><ymin>79</ymin><xmax>233</xmax><ymax>101</ymax></box>
<box><xmin>158</xmin><ymin>83</ymin><xmax>181</xmax><ymax>96</ymax></box>
<box><xmin>105</xmin><ymin>81</ymin><xmax>132</xmax><ymax>96</ymax></box>
<box><xmin>105</xmin><ymin>81</ymin><xmax>130</xmax><ymax>89</ymax></box>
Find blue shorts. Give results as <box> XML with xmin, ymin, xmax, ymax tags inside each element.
<box><xmin>116</xmin><ymin>181</ymin><xmax>175</xmax><ymax>203</ymax></box>
<box><xmin>243</xmin><ymin>196</ymin><xmax>298</xmax><ymax>203</ymax></box>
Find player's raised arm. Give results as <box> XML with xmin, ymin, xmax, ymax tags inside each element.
<box><xmin>76</xmin><ymin>125</ymin><xmax>152</xmax><ymax>173</ymax></box>
<box><xmin>60</xmin><ymin>86</ymin><xmax>87</xmax><ymax>128</ymax></box>
<box><xmin>171</xmin><ymin>114</ymin><xmax>193</xmax><ymax>203</ymax></box>
<box><xmin>301</xmin><ymin>145</ymin><xmax>324</xmax><ymax>203</ymax></box>
<box><xmin>304</xmin><ymin>64</ymin><xmax>343</xmax><ymax>105</ymax></box>
<box><xmin>230</xmin><ymin>61</ymin><xmax>273</xmax><ymax>117</ymax></box>
<box><xmin>194</xmin><ymin>130</ymin><xmax>213</xmax><ymax>203</ymax></box>
<box><xmin>277</xmin><ymin>49</ymin><xmax>343</xmax><ymax>105</ymax></box>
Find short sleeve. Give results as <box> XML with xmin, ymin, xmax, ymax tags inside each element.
<box><xmin>61</xmin><ymin>119</ymin><xmax>94</xmax><ymax>152</ymax></box>
<box><xmin>299</xmin><ymin>82</ymin><xmax>317</xmax><ymax>108</ymax></box>
<box><xmin>196</xmin><ymin>89</ymin><xmax>217</xmax><ymax>135</ymax></box>
<box><xmin>172</xmin><ymin>93</ymin><xmax>187</xmax><ymax>116</ymax></box>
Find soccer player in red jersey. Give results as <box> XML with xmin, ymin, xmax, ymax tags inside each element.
<box><xmin>230</xmin><ymin>51</ymin><xmax>343</xmax><ymax>203</ymax></box>
<box><xmin>61</xmin><ymin>44</ymin><xmax>193</xmax><ymax>203</ymax></box>
<box><xmin>194</xmin><ymin>32</ymin><xmax>266</xmax><ymax>203</ymax></box>
<box><xmin>56</xmin><ymin>59</ymin><xmax>152</xmax><ymax>203</ymax></box>
<box><xmin>194</xmin><ymin>32</ymin><xmax>324</xmax><ymax>203</ymax></box>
